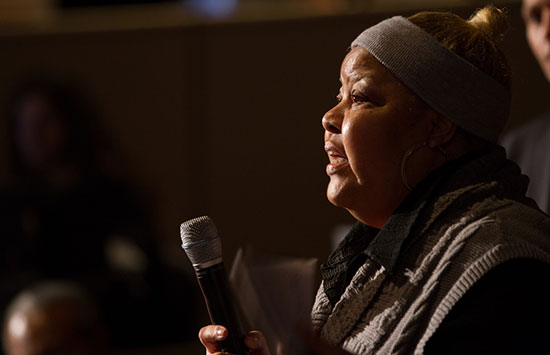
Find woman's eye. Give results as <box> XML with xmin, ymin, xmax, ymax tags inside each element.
<box><xmin>530</xmin><ymin>8</ymin><xmax>542</xmax><ymax>24</ymax></box>
<box><xmin>351</xmin><ymin>94</ymin><xmax>366</xmax><ymax>103</ymax></box>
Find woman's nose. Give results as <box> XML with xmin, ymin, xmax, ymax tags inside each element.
<box><xmin>322</xmin><ymin>104</ymin><xmax>343</xmax><ymax>134</ymax></box>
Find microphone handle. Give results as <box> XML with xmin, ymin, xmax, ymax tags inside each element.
<box><xmin>196</xmin><ymin>262</ymin><xmax>249</xmax><ymax>355</ymax></box>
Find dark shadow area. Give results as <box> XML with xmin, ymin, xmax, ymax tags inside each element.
<box><xmin>0</xmin><ymin>76</ymin><xmax>196</xmax><ymax>354</ymax></box>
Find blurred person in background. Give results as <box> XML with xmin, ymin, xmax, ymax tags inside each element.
<box><xmin>0</xmin><ymin>76</ymin><xmax>194</xmax><ymax>352</ymax></box>
<box><xmin>501</xmin><ymin>0</ymin><xmax>550</xmax><ymax>214</ymax></box>
<box><xmin>2</xmin><ymin>281</ymin><xmax>110</xmax><ymax>355</ymax></box>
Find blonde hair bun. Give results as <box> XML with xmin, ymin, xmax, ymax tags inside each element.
<box><xmin>469</xmin><ymin>5</ymin><xmax>508</xmax><ymax>41</ymax></box>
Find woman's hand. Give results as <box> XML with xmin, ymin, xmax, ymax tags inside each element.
<box><xmin>198</xmin><ymin>325</ymin><xmax>352</xmax><ymax>355</ymax></box>
<box><xmin>199</xmin><ymin>325</ymin><xmax>270</xmax><ymax>355</ymax></box>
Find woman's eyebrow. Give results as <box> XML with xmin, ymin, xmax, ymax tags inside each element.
<box><xmin>340</xmin><ymin>70</ymin><xmax>376</xmax><ymax>86</ymax></box>
<box><xmin>352</xmin><ymin>71</ymin><xmax>377</xmax><ymax>86</ymax></box>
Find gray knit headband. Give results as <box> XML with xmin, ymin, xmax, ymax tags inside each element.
<box><xmin>351</xmin><ymin>16</ymin><xmax>510</xmax><ymax>142</ymax></box>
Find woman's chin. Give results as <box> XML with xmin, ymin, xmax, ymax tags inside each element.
<box><xmin>326</xmin><ymin>184</ymin><xmax>391</xmax><ymax>228</ymax></box>
<box><xmin>326</xmin><ymin>192</ymin><xmax>342</xmax><ymax>208</ymax></box>
<box><xmin>326</xmin><ymin>181</ymin><xmax>355</xmax><ymax>209</ymax></box>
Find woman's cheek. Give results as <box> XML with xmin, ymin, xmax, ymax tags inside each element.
<box><xmin>341</xmin><ymin>118</ymin><xmax>365</xmax><ymax>155</ymax></box>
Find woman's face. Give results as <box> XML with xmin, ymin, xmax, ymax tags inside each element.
<box><xmin>322</xmin><ymin>47</ymin><xmax>433</xmax><ymax>228</ymax></box>
<box><xmin>523</xmin><ymin>0</ymin><xmax>550</xmax><ymax>81</ymax></box>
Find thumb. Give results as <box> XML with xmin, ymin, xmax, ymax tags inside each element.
<box><xmin>199</xmin><ymin>325</ymin><xmax>227</xmax><ymax>355</ymax></box>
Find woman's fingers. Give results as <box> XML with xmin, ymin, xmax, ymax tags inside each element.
<box><xmin>199</xmin><ymin>326</ymin><xmax>271</xmax><ymax>355</ymax></box>
<box><xmin>244</xmin><ymin>330</ymin><xmax>271</xmax><ymax>355</ymax></box>
<box><xmin>199</xmin><ymin>325</ymin><xmax>228</xmax><ymax>355</ymax></box>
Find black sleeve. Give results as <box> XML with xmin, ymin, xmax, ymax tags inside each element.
<box><xmin>425</xmin><ymin>259</ymin><xmax>550</xmax><ymax>355</ymax></box>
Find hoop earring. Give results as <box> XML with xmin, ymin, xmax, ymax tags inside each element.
<box><xmin>401</xmin><ymin>142</ymin><xmax>449</xmax><ymax>191</ymax></box>
<box><xmin>437</xmin><ymin>146</ymin><xmax>448</xmax><ymax>161</ymax></box>
<box><xmin>401</xmin><ymin>142</ymin><xmax>427</xmax><ymax>192</ymax></box>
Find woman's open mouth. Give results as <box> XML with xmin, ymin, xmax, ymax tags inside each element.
<box><xmin>325</xmin><ymin>142</ymin><xmax>349</xmax><ymax>175</ymax></box>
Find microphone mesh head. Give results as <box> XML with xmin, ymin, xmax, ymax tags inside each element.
<box><xmin>180</xmin><ymin>216</ymin><xmax>222</xmax><ymax>269</ymax></box>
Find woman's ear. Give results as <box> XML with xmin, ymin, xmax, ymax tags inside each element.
<box><xmin>426</xmin><ymin>112</ymin><xmax>456</xmax><ymax>148</ymax></box>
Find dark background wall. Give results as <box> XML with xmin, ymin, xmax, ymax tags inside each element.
<box><xmin>0</xmin><ymin>0</ymin><xmax>548</xmax><ymax>344</ymax></box>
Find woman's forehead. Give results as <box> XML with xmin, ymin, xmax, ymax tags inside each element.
<box><xmin>340</xmin><ymin>48</ymin><xmax>389</xmax><ymax>83</ymax></box>
<box><xmin>340</xmin><ymin>48</ymin><xmax>408</xmax><ymax>96</ymax></box>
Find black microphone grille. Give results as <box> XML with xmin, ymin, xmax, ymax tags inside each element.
<box><xmin>180</xmin><ymin>216</ymin><xmax>222</xmax><ymax>269</ymax></box>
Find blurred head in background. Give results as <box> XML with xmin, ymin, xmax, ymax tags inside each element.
<box><xmin>5</xmin><ymin>77</ymin><xmax>106</xmax><ymax>187</ymax></box>
<box><xmin>523</xmin><ymin>0</ymin><xmax>550</xmax><ymax>80</ymax></box>
<box><xmin>2</xmin><ymin>281</ymin><xmax>109</xmax><ymax>355</ymax></box>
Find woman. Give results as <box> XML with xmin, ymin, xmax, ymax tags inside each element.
<box><xmin>200</xmin><ymin>5</ymin><xmax>550</xmax><ymax>354</ymax></box>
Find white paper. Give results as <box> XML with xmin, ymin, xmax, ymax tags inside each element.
<box><xmin>229</xmin><ymin>247</ymin><xmax>318</xmax><ymax>354</ymax></box>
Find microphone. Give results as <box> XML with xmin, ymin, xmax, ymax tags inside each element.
<box><xmin>180</xmin><ymin>216</ymin><xmax>248</xmax><ymax>355</ymax></box>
